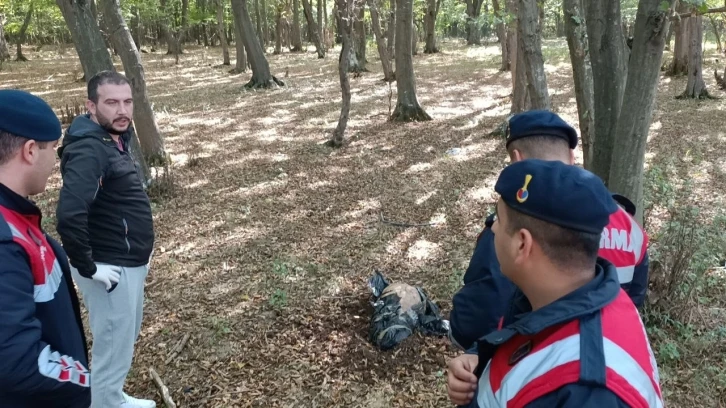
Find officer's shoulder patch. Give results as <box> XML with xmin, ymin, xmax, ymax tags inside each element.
<box><xmin>508</xmin><ymin>340</ymin><xmax>533</xmax><ymax>366</ymax></box>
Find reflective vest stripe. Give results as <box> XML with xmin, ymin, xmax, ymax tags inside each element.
<box><xmin>616</xmin><ymin>265</ymin><xmax>635</xmax><ymax>284</ymax></box>
<box><xmin>604</xmin><ymin>338</ymin><xmax>663</xmax><ymax>408</ymax></box>
<box><xmin>37</xmin><ymin>345</ymin><xmax>90</xmax><ymax>388</ymax></box>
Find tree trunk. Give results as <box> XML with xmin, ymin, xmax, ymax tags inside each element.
<box><xmin>518</xmin><ymin>0</ymin><xmax>550</xmax><ymax>109</ymax></box>
<box><xmin>665</xmin><ymin>18</ymin><xmax>674</xmax><ymax>50</ymax></box>
<box><xmin>391</xmin><ymin>0</ymin><xmax>430</xmax><ymax>121</ymax></box>
<box><xmin>275</xmin><ymin>5</ymin><xmax>283</xmax><ymax>54</ymax></box>
<box><xmin>509</xmin><ymin>0</ymin><xmax>528</xmax><ymax>112</ymax></box>
<box><xmin>15</xmin><ymin>3</ymin><xmax>33</xmax><ymax>62</ymax></box>
<box><xmin>217</xmin><ymin>0</ymin><xmax>231</xmax><ymax>65</ymax></box>
<box><xmin>709</xmin><ymin>15</ymin><xmax>722</xmax><ymax>54</ymax></box>
<box><xmin>368</xmin><ymin>0</ymin><xmax>394</xmax><ymax>80</ymax></box>
<box><xmin>537</xmin><ymin>0</ymin><xmax>544</xmax><ymax>37</ymax></box>
<box><xmin>100</xmin><ymin>0</ymin><xmax>166</xmax><ymax>169</ymax></box>
<box><xmin>668</xmin><ymin>1</ymin><xmax>689</xmax><ymax>75</ymax></box>
<box><xmin>423</xmin><ymin>0</ymin><xmax>439</xmax><ymax>53</ymax></box>
<box><xmin>318</xmin><ymin>0</ymin><xmax>324</xmax><ymax>41</ymax></box>
<box><xmin>131</xmin><ymin>7</ymin><xmax>142</xmax><ymax>49</ymax></box>
<box><xmin>465</xmin><ymin>0</ymin><xmax>482</xmax><ymax>45</ymax></box>
<box><xmin>493</xmin><ymin>0</ymin><xmax>508</xmax><ymax>69</ymax></box>
<box><xmin>324</xmin><ymin>0</ymin><xmax>329</xmax><ymax>43</ymax></box>
<box><xmin>0</xmin><ymin>14</ymin><xmax>11</xmax><ymax>62</ymax></box>
<box><xmin>354</xmin><ymin>2</ymin><xmax>367</xmax><ymax>64</ymax></box>
<box><xmin>56</xmin><ymin>0</ymin><xmax>112</xmax><ymax>78</ymax></box>
<box><xmin>584</xmin><ymin>0</ymin><xmax>628</xmax><ymax>186</ymax></box>
<box><xmin>412</xmin><ymin>19</ymin><xmax>418</xmax><ymax>55</ymax></box>
<box><xmin>330</xmin><ymin>0</ymin><xmax>352</xmax><ymax>147</ymax></box>
<box><xmin>232</xmin><ymin>0</ymin><xmax>249</xmax><ymax>71</ymax></box>
<box><xmin>302</xmin><ymin>0</ymin><xmax>326</xmax><ymax>57</ymax></box>
<box><xmin>564</xmin><ymin>0</ymin><xmax>595</xmax><ymax>170</ymax></box>
<box><xmin>387</xmin><ymin>0</ymin><xmax>396</xmax><ymax>59</ymax></box>
<box><xmin>608</xmin><ymin>0</ymin><xmax>674</xmax><ymax>223</ymax></box>
<box><xmin>679</xmin><ymin>15</ymin><xmax>709</xmax><ymax>98</ymax></box>
<box><xmin>231</xmin><ymin>0</ymin><xmax>284</xmax><ymax>87</ymax></box>
<box><xmin>263</xmin><ymin>0</ymin><xmax>269</xmax><ymax>44</ymax></box>
<box><xmin>255</xmin><ymin>0</ymin><xmax>264</xmax><ymax>46</ymax></box>
<box><xmin>291</xmin><ymin>0</ymin><xmax>303</xmax><ymax>50</ymax></box>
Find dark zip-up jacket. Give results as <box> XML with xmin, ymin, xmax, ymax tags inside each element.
<box><xmin>56</xmin><ymin>114</ymin><xmax>154</xmax><ymax>278</ymax></box>
<box><xmin>0</xmin><ymin>183</ymin><xmax>91</xmax><ymax>408</ymax></box>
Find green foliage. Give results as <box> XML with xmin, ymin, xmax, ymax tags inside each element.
<box><xmin>269</xmin><ymin>288</ymin><xmax>288</xmax><ymax>309</ymax></box>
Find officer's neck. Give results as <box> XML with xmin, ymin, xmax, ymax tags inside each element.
<box><xmin>0</xmin><ymin>168</ymin><xmax>30</xmax><ymax>198</ymax></box>
<box><xmin>520</xmin><ymin>267</ymin><xmax>596</xmax><ymax>311</ymax></box>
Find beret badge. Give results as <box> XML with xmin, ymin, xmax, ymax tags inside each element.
<box><xmin>516</xmin><ymin>174</ymin><xmax>532</xmax><ymax>203</ymax></box>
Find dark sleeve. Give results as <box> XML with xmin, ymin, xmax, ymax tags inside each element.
<box><xmin>0</xmin><ymin>243</ymin><xmax>90</xmax><ymax>397</ymax></box>
<box><xmin>56</xmin><ymin>139</ymin><xmax>108</xmax><ymax>278</ymax></box>
<box><xmin>627</xmin><ymin>250</ymin><xmax>649</xmax><ymax>308</ymax></box>
<box><xmin>450</xmin><ymin>218</ymin><xmax>516</xmax><ymax>350</ymax></box>
<box><xmin>525</xmin><ymin>384</ymin><xmax>631</xmax><ymax>408</ymax></box>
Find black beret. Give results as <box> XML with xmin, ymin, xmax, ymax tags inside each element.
<box><xmin>0</xmin><ymin>89</ymin><xmax>61</xmax><ymax>142</ymax></box>
<box><xmin>506</xmin><ymin>110</ymin><xmax>578</xmax><ymax>149</ymax></box>
<box><xmin>494</xmin><ymin>159</ymin><xmax>617</xmax><ymax>234</ymax></box>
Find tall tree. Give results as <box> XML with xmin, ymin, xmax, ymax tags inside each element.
<box><xmin>56</xmin><ymin>0</ymin><xmax>111</xmax><ymax>78</ymax></box>
<box><xmin>302</xmin><ymin>0</ymin><xmax>326</xmax><ymax>57</ymax></box>
<box><xmin>263</xmin><ymin>0</ymin><xmax>269</xmax><ymax>43</ymax></box>
<box><xmin>231</xmin><ymin>0</ymin><xmax>285</xmax><ymax>87</ymax></box>
<box><xmin>465</xmin><ymin>0</ymin><xmax>484</xmax><ymax>45</ymax></box>
<box><xmin>0</xmin><ymin>14</ymin><xmax>11</xmax><ymax>63</ymax></box>
<box><xmin>217</xmin><ymin>0</ymin><xmax>231</xmax><ymax>65</ymax></box>
<box><xmin>329</xmin><ymin>0</ymin><xmax>353</xmax><ymax>147</ymax></box>
<box><xmin>608</xmin><ymin>0</ymin><xmax>675</xmax><ymax>222</ymax></box>
<box><xmin>255</xmin><ymin>0</ymin><xmax>264</xmax><ymax>46</ymax></box>
<box><xmin>492</xmin><ymin>0</ymin><xmax>508</xmax><ymax>70</ymax></box>
<box><xmin>508</xmin><ymin>0</ymin><xmax>528</xmax><ymax>112</ymax></box>
<box><xmin>159</xmin><ymin>0</ymin><xmax>190</xmax><ymax>62</ymax></box>
<box><xmin>232</xmin><ymin>7</ymin><xmax>248</xmax><ymax>72</ymax></box>
<box><xmin>584</xmin><ymin>0</ymin><xmax>628</xmax><ymax>186</ymax></box>
<box><xmin>274</xmin><ymin>1</ymin><xmax>284</xmax><ymax>53</ymax></box>
<box><xmin>518</xmin><ymin>0</ymin><xmax>549</xmax><ymax>109</ymax></box>
<box><xmin>423</xmin><ymin>0</ymin><xmax>440</xmax><ymax>53</ymax></box>
<box><xmin>291</xmin><ymin>0</ymin><xmax>303</xmax><ymax>50</ymax></box>
<box><xmin>678</xmin><ymin>13</ymin><xmax>710</xmax><ymax>98</ymax></box>
<box><xmin>368</xmin><ymin>0</ymin><xmax>394</xmax><ymax>80</ymax></box>
<box><xmin>99</xmin><ymin>0</ymin><xmax>167</xmax><ymax>167</ymax></box>
<box><xmin>667</xmin><ymin>1</ymin><xmax>689</xmax><ymax>75</ymax></box>
<box><xmin>391</xmin><ymin>0</ymin><xmax>430</xmax><ymax>121</ymax></box>
<box><xmin>564</xmin><ymin>0</ymin><xmax>595</xmax><ymax>170</ymax></box>
<box><xmin>353</xmin><ymin>2</ymin><xmax>367</xmax><ymax>68</ymax></box>
<box><xmin>387</xmin><ymin>0</ymin><xmax>396</xmax><ymax>59</ymax></box>
<box><xmin>15</xmin><ymin>2</ymin><xmax>33</xmax><ymax>62</ymax></box>
<box><xmin>318</xmin><ymin>0</ymin><xmax>324</xmax><ymax>41</ymax></box>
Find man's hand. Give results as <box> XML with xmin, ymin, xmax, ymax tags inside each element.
<box><xmin>92</xmin><ymin>264</ymin><xmax>121</xmax><ymax>290</ymax></box>
<box><xmin>447</xmin><ymin>353</ymin><xmax>479</xmax><ymax>406</ymax></box>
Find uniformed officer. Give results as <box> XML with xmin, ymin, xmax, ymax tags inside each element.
<box><xmin>447</xmin><ymin>159</ymin><xmax>662</xmax><ymax>407</ymax></box>
<box><xmin>449</xmin><ymin>110</ymin><xmax>649</xmax><ymax>352</ymax></box>
<box><xmin>0</xmin><ymin>90</ymin><xmax>91</xmax><ymax>408</ymax></box>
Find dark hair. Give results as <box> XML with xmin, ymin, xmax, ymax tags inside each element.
<box><xmin>507</xmin><ymin>135</ymin><xmax>570</xmax><ymax>160</ymax></box>
<box><xmin>503</xmin><ymin>202</ymin><xmax>600</xmax><ymax>271</ymax></box>
<box><xmin>87</xmin><ymin>70</ymin><xmax>130</xmax><ymax>103</ymax></box>
<box><xmin>0</xmin><ymin>131</ymin><xmax>51</xmax><ymax>165</ymax></box>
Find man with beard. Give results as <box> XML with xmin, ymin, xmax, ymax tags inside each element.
<box><xmin>56</xmin><ymin>71</ymin><xmax>156</xmax><ymax>408</ymax></box>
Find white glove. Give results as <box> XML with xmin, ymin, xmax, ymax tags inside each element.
<box><xmin>92</xmin><ymin>264</ymin><xmax>121</xmax><ymax>290</ymax></box>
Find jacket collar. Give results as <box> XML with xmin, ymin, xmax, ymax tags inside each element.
<box><xmin>479</xmin><ymin>258</ymin><xmax>621</xmax><ymax>346</ymax></box>
<box><xmin>0</xmin><ymin>183</ymin><xmax>42</xmax><ymax>216</ymax></box>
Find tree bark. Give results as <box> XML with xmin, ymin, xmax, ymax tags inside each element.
<box><xmin>537</xmin><ymin>0</ymin><xmax>544</xmax><ymax>37</ymax></box>
<box><xmin>391</xmin><ymin>0</ymin><xmax>431</xmax><ymax>121</ymax></box>
<box><xmin>15</xmin><ymin>3</ymin><xmax>33</xmax><ymax>62</ymax></box>
<box><xmin>217</xmin><ymin>0</ymin><xmax>231</xmax><ymax>65</ymax></box>
<box><xmin>509</xmin><ymin>0</ymin><xmax>528</xmax><ymax>112</ymax></box>
<box><xmin>263</xmin><ymin>0</ymin><xmax>269</xmax><ymax>45</ymax></box>
<box><xmin>709</xmin><ymin>15</ymin><xmax>722</xmax><ymax>54</ymax></box>
<box><xmin>302</xmin><ymin>0</ymin><xmax>326</xmax><ymax>57</ymax></box>
<box><xmin>387</xmin><ymin>0</ymin><xmax>396</xmax><ymax>60</ymax></box>
<box><xmin>368</xmin><ymin>0</ymin><xmax>394</xmax><ymax>80</ymax></box>
<box><xmin>465</xmin><ymin>0</ymin><xmax>483</xmax><ymax>45</ymax></box>
<box><xmin>423</xmin><ymin>0</ymin><xmax>440</xmax><ymax>53</ymax></box>
<box><xmin>679</xmin><ymin>15</ymin><xmax>709</xmax><ymax>98</ymax></box>
<box><xmin>668</xmin><ymin>1</ymin><xmax>689</xmax><ymax>75</ymax></box>
<box><xmin>412</xmin><ymin>19</ymin><xmax>418</xmax><ymax>55</ymax></box>
<box><xmin>518</xmin><ymin>0</ymin><xmax>550</xmax><ymax>109</ymax></box>
<box><xmin>564</xmin><ymin>0</ymin><xmax>595</xmax><ymax>170</ymax></box>
<box><xmin>274</xmin><ymin>4</ymin><xmax>283</xmax><ymax>54</ymax></box>
<box><xmin>609</xmin><ymin>0</ymin><xmax>674</xmax><ymax>223</ymax></box>
<box><xmin>255</xmin><ymin>0</ymin><xmax>264</xmax><ymax>46</ymax></box>
<box><xmin>354</xmin><ymin>2</ymin><xmax>367</xmax><ymax>65</ymax></box>
<box><xmin>330</xmin><ymin>0</ymin><xmax>352</xmax><ymax>147</ymax></box>
<box><xmin>100</xmin><ymin>0</ymin><xmax>166</xmax><ymax>169</ymax></box>
<box><xmin>291</xmin><ymin>0</ymin><xmax>303</xmax><ymax>50</ymax></box>
<box><xmin>584</xmin><ymin>0</ymin><xmax>628</xmax><ymax>186</ymax></box>
<box><xmin>0</xmin><ymin>14</ymin><xmax>12</xmax><ymax>62</ymax></box>
<box><xmin>231</xmin><ymin>0</ymin><xmax>284</xmax><ymax>87</ymax></box>
<box><xmin>493</xmin><ymin>0</ymin><xmax>508</xmax><ymax>69</ymax></box>
<box><xmin>318</xmin><ymin>0</ymin><xmax>324</xmax><ymax>41</ymax></box>
<box><xmin>232</xmin><ymin>0</ymin><xmax>249</xmax><ymax>71</ymax></box>
<box><xmin>56</xmin><ymin>0</ymin><xmax>112</xmax><ymax>78</ymax></box>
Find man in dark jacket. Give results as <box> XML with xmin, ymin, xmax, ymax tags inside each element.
<box><xmin>448</xmin><ymin>110</ymin><xmax>650</xmax><ymax>351</ymax></box>
<box><xmin>0</xmin><ymin>89</ymin><xmax>91</xmax><ymax>407</ymax></box>
<box><xmin>56</xmin><ymin>71</ymin><xmax>155</xmax><ymax>408</ymax></box>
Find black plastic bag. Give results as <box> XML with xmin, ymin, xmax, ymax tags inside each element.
<box><xmin>367</xmin><ymin>270</ymin><xmax>450</xmax><ymax>350</ymax></box>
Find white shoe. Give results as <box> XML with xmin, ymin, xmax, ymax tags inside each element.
<box><xmin>121</xmin><ymin>392</ymin><xmax>157</xmax><ymax>408</ymax></box>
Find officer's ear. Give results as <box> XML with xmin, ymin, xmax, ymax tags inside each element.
<box><xmin>513</xmin><ymin>227</ymin><xmax>534</xmax><ymax>264</ymax></box>
<box><xmin>20</xmin><ymin>139</ymin><xmax>40</xmax><ymax>165</ymax></box>
<box><xmin>568</xmin><ymin>149</ymin><xmax>575</xmax><ymax>165</ymax></box>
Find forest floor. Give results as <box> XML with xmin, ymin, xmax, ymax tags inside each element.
<box><xmin>3</xmin><ymin>38</ymin><xmax>726</xmax><ymax>407</ymax></box>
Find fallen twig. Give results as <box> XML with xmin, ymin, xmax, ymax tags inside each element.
<box><xmin>380</xmin><ymin>212</ymin><xmax>436</xmax><ymax>228</ymax></box>
<box><xmin>165</xmin><ymin>333</ymin><xmax>190</xmax><ymax>364</ymax></box>
<box><xmin>149</xmin><ymin>367</ymin><xmax>176</xmax><ymax>408</ymax></box>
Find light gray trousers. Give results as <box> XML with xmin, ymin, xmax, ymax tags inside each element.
<box><xmin>71</xmin><ymin>263</ymin><xmax>149</xmax><ymax>408</ymax></box>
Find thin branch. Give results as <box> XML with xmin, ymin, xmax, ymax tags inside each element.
<box><xmin>149</xmin><ymin>367</ymin><xmax>177</xmax><ymax>408</ymax></box>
